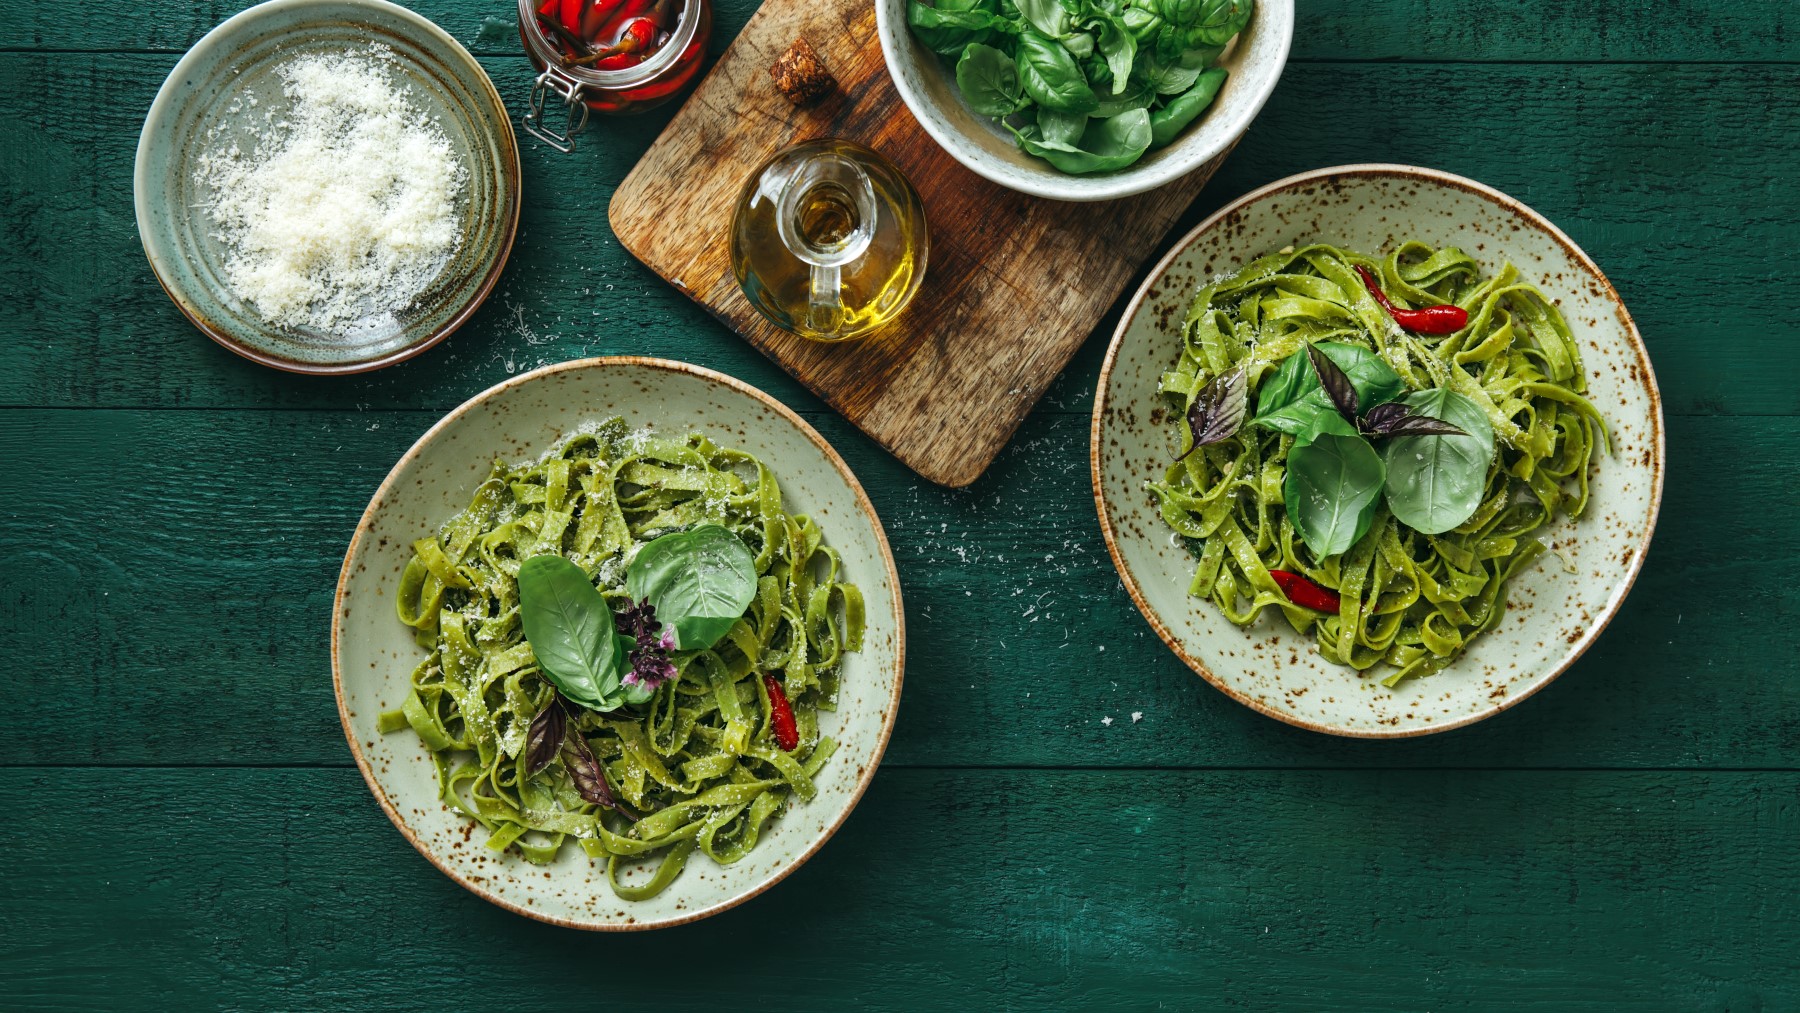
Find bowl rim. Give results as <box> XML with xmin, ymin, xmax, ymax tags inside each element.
<box><xmin>331</xmin><ymin>356</ymin><xmax>908</xmax><ymax>929</ymax></box>
<box><xmin>1089</xmin><ymin>163</ymin><xmax>1666</xmax><ymax>737</ymax></box>
<box><xmin>133</xmin><ymin>0</ymin><xmax>521</xmax><ymax>375</ymax></box>
<box><xmin>875</xmin><ymin>0</ymin><xmax>1293</xmax><ymax>202</ymax></box>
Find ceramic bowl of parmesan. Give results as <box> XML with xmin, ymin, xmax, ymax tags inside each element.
<box><xmin>334</xmin><ymin>358</ymin><xmax>906</xmax><ymax>929</ymax></box>
<box><xmin>135</xmin><ymin>0</ymin><xmax>520</xmax><ymax>374</ymax></box>
<box><xmin>1092</xmin><ymin>165</ymin><xmax>1665</xmax><ymax>736</ymax></box>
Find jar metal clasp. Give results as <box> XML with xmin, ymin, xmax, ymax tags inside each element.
<box><xmin>523</xmin><ymin>65</ymin><xmax>590</xmax><ymax>153</ymax></box>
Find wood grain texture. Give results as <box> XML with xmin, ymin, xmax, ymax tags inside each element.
<box><xmin>4</xmin><ymin>56</ymin><xmax>1797</xmax><ymax>418</ymax></box>
<box><xmin>4</xmin><ymin>767</ymin><xmax>1797</xmax><ymax>1010</ymax></box>
<box><xmin>609</xmin><ymin>0</ymin><xmax>1224</xmax><ymax>487</ymax></box>
<box><xmin>4</xmin><ymin>0</ymin><xmax>1800</xmax><ymax>1005</ymax></box>
<box><xmin>4</xmin><ymin>408</ymin><xmax>1793</xmax><ymax>769</ymax></box>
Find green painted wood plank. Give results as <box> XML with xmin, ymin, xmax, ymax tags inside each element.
<box><xmin>2</xmin><ymin>55</ymin><xmax>1794</xmax><ymax>418</ymax></box>
<box><xmin>4</xmin><ymin>0</ymin><xmax>1794</xmax><ymax>62</ymax></box>
<box><xmin>3</xmin><ymin>767</ymin><xmax>1796</xmax><ymax>1010</ymax></box>
<box><xmin>4</xmin><ymin>408</ymin><xmax>1794</xmax><ymax>769</ymax></box>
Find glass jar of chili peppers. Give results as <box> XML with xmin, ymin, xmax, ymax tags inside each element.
<box><xmin>518</xmin><ymin>0</ymin><xmax>711</xmax><ymax>151</ymax></box>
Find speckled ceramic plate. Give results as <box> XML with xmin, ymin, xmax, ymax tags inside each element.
<box><xmin>876</xmin><ymin>0</ymin><xmax>1291</xmax><ymax>202</ymax></box>
<box><xmin>135</xmin><ymin>0</ymin><xmax>519</xmax><ymax>373</ymax></box>
<box><xmin>333</xmin><ymin>358</ymin><xmax>905</xmax><ymax>928</ymax></box>
<box><xmin>1092</xmin><ymin>165</ymin><xmax>1664</xmax><ymax>736</ymax></box>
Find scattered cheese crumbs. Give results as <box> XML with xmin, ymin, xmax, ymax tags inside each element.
<box><xmin>1131</xmin><ymin>711</ymin><xmax>1143</xmax><ymax>723</ymax></box>
<box><xmin>195</xmin><ymin>46</ymin><xmax>467</xmax><ymax>332</ymax></box>
<box><xmin>1100</xmin><ymin>716</ymin><xmax>1113</xmax><ymax>726</ymax></box>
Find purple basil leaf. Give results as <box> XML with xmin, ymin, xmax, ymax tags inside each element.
<box><xmin>1360</xmin><ymin>401</ymin><xmax>1470</xmax><ymax>439</ymax></box>
<box><xmin>1373</xmin><ymin>413</ymin><xmax>1470</xmax><ymax>438</ymax></box>
<box><xmin>524</xmin><ymin>698</ymin><xmax>567</xmax><ymax>775</ymax></box>
<box><xmin>1358</xmin><ymin>401</ymin><xmax>1410</xmax><ymax>435</ymax></box>
<box><xmin>1175</xmin><ymin>368</ymin><xmax>1247</xmax><ymax>462</ymax></box>
<box><xmin>1306</xmin><ymin>344</ymin><xmax>1359</xmax><ymax>424</ymax></box>
<box><xmin>563</xmin><ymin>730</ymin><xmax>635</xmax><ymax>821</ymax></box>
<box><xmin>615</xmin><ymin>597</ymin><xmax>678</xmax><ymax>691</ymax></box>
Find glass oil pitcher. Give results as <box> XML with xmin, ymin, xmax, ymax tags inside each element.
<box><xmin>728</xmin><ymin>139</ymin><xmax>928</xmax><ymax>343</ymax></box>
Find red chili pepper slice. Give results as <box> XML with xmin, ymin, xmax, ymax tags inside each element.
<box><xmin>558</xmin><ymin>0</ymin><xmax>585</xmax><ymax>34</ymax></box>
<box><xmin>535</xmin><ymin>13</ymin><xmax>588</xmax><ymax>55</ymax></box>
<box><xmin>629</xmin><ymin>18</ymin><xmax>659</xmax><ymax>51</ymax></box>
<box><xmin>1354</xmin><ymin>264</ymin><xmax>1469</xmax><ymax>335</ymax></box>
<box><xmin>762</xmin><ymin>674</ymin><xmax>799</xmax><ymax>752</ymax></box>
<box><xmin>1269</xmin><ymin>570</ymin><xmax>1342</xmax><ymax>613</ymax></box>
<box><xmin>597</xmin><ymin>0</ymin><xmax>655</xmax><ymax>43</ymax></box>
<box><xmin>595</xmin><ymin>17</ymin><xmax>657</xmax><ymax>55</ymax></box>
<box><xmin>593</xmin><ymin>52</ymin><xmax>643</xmax><ymax>70</ymax></box>
<box><xmin>581</xmin><ymin>0</ymin><xmax>622</xmax><ymax>40</ymax></box>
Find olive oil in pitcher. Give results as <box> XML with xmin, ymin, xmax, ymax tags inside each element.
<box><xmin>728</xmin><ymin>138</ymin><xmax>928</xmax><ymax>343</ymax></box>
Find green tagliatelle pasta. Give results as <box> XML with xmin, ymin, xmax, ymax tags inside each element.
<box><xmin>1151</xmin><ymin>243</ymin><xmax>1610</xmax><ymax>686</ymax></box>
<box><xmin>378</xmin><ymin>419</ymin><xmax>864</xmax><ymax>898</ymax></box>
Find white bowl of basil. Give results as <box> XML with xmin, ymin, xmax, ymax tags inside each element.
<box><xmin>877</xmin><ymin>0</ymin><xmax>1292</xmax><ymax>201</ymax></box>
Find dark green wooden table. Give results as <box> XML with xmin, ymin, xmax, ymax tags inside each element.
<box><xmin>5</xmin><ymin>0</ymin><xmax>1797</xmax><ymax>1007</ymax></box>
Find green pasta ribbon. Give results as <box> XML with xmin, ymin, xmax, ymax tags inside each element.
<box><xmin>1150</xmin><ymin>243</ymin><xmax>1610</xmax><ymax>686</ymax></box>
<box><xmin>379</xmin><ymin>420</ymin><xmax>865</xmax><ymax>897</ymax></box>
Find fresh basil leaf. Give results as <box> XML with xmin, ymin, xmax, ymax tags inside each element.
<box><xmin>1285</xmin><ymin>428</ymin><xmax>1385</xmax><ymax>558</ymax></box>
<box><xmin>1174</xmin><ymin>368</ymin><xmax>1246</xmax><ymax>461</ymax></box>
<box><xmin>1147</xmin><ymin>66</ymin><xmax>1224</xmax><ymax>147</ymax></box>
<box><xmin>1093</xmin><ymin>79</ymin><xmax>1155</xmax><ymax>116</ymax></box>
<box><xmin>1175</xmin><ymin>42</ymin><xmax>1225</xmax><ymax>69</ymax></box>
<box><xmin>523</xmin><ymin>698</ymin><xmax>566</xmax><ymax>775</ymax></box>
<box><xmin>1253</xmin><ymin>346</ymin><xmax>1314</xmax><ymax>416</ymax></box>
<box><xmin>1136</xmin><ymin>48</ymin><xmax>1202</xmax><ymax>94</ymax></box>
<box><xmin>1121</xmin><ymin>4</ymin><xmax>1162</xmax><ymax>43</ymax></box>
<box><xmin>1381</xmin><ymin>389</ymin><xmax>1496</xmax><ymax>534</ymax></box>
<box><xmin>1036</xmin><ymin>107</ymin><xmax>1088</xmax><ymax>145</ymax></box>
<box><xmin>1016</xmin><ymin>0</ymin><xmax>1070</xmax><ymax>36</ymax></box>
<box><xmin>1295</xmin><ymin>403</ymin><xmax>1360</xmax><ymax>442</ymax></box>
<box><xmin>517</xmin><ymin>555</ymin><xmax>625</xmax><ymax>712</ymax></box>
<box><xmin>955</xmin><ymin>44</ymin><xmax>1024</xmax><ymax>117</ymax></box>
<box><xmin>1152</xmin><ymin>22</ymin><xmax>1190</xmax><ymax>64</ymax></box>
<box><xmin>626</xmin><ymin>524</ymin><xmax>758</xmax><ymax>651</ymax></box>
<box><xmin>1094</xmin><ymin>15</ymin><xmax>1137</xmax><ymax>94</ymax></box>
<box><xmin>1189</xmin><ymin>0</ymin><xmax>1252</xmax><ymax>47</ymax></box>
<box><xmin>1061</xmin><ymin>31</ymin><xmax>1095</xmax><ymax>57</ymax></box>
<box><xmin>1017</xmin><ymin>107</ymin><xmax>1150</xmax><ymax>172</ymax></box>
<box><xmin>1251</xmin><ymin>388</ymin><xmax>1335</xmax><ymax>436</ymax></box>
<box><xmin>1147</xmin><ymin>0</ymin><xmax>1211</xmax><ymax>22</ymax></box>
<box><xmin>1307</xmin><ymin>342</ymin><xmax>1360</xmax><ymax>423</ymax></box>
<box><xmin>1255</xmin><ymin>342</ymin><xmax>1404</xmax><ymax>420</ymax></box>
<box><xmin>1016</xmin><ymin>30</ymin><xmax>1099</xmax><ymax>113</ymax></box>
<box><xmin>1316</xmin><ymin>342</ymin><xmax>1404</xmax><ymax>409</ymax></box>
<box><xmin>908</xmin><ymin>0</ymin><xmax>1004</xmax><ymax>55</ymax></box>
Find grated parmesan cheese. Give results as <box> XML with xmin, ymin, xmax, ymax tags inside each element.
<box><xmin>194</xmin><ymin>46</ymin><xmax>467</xmax><ymax>333</ymax></box>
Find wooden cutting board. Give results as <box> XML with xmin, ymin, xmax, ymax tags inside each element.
<box><xmin>610</xmin><ymin>0</ymin><xmax>1227</xmax><ymax>488</ymax></box>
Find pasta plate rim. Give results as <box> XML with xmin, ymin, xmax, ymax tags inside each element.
<box><xmin>331</xmin><ymin>356</ymin><xmax>906</xmax><ymax>928</ymax></box>
<box><xmin>1090</xmin><ymin>163</ymin><xmax>1666</xmax><ymax>738</ymax></box>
